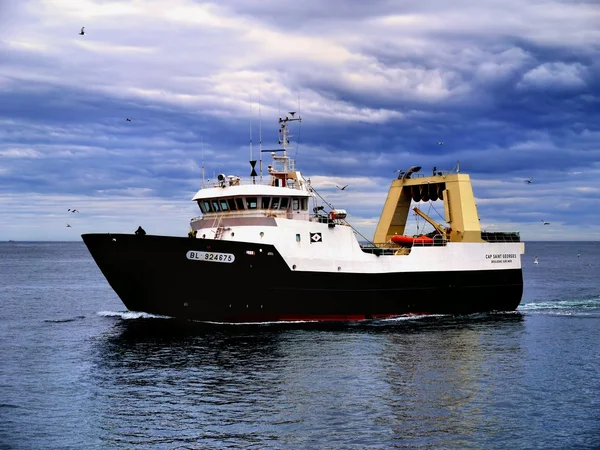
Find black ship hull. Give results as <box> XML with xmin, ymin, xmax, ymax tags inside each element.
<box><xmin>82</xmin><ymin>233</ymin><xmax>523</xmax><ymax>323</ymax></box>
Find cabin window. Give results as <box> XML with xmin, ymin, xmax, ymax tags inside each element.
<box><xmin>301</xmin><ymin>198</ymin><xmax>308</xmax><ymax>210</ymax></box>
<box><xmin>227</xmin><ymin>198</ymin><xmax>237</xmax><ymax>211</ymax></box>
<box><xmin>292</xmin><ymin>198</ymin><xmax>300</xmax><ymax>210</ymax></box>
<box><xmin>235</xmin><ymin>198</ymin><xmax>245</xmax><ymax>210</ymax></box>
<box><xmin>197</xmin><ymin>200</ymin><xmax>205</xmax><ymax>213</ymax></box>
<box><xmin>296</xmin><ymin>233</ymin><xmax>301</xmax><ymax>242</ymax></box>
<box><xmin>261</xmin><ymin>197</ymin><xmax>271</xmax><ymax>209</ymax></box>
<box><xmin>219</xmin><ymin>199</ymin><xmax>229</xmax><ymax>211</ymax></box>
<box><xmin>211</xmin><ymin>200</ymin><xmax>220</xmax><ymax>212</ymax></box>
<box><xmin>202</xmin><ymin>200</ymin><xmax>212</xmax><ymax>212</ymax></box>
<box><xmin>246</xmin><ymin>197</ymin><xmax>258</xmax><ymax>209</ymax></box>
<box><xmin>280</xmin><ymin>197</ymin><xmax>289</xmax><ymax>209</ymax></box>
<box><xmin>271</xmin><ymin>197</ymin><xmax>280</xmax><ymax>209</ymax></box>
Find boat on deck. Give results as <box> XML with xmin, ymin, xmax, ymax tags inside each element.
<box><xmin>391</xmin><ymin>234</ymin><xmax>435</xmax><ymax>246</ymax></box>
<box><xmin>82</xmin><ymin>113</ymin><xmax>525</xmax><ymax>323</ymax></box>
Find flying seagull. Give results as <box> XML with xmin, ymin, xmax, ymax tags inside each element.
<box><xmin>66</xmin><ymin>224</ymin><xmax>72</xmax><ymax>228</ymax></box>
<box><xmin>68</xmin><ymin>208</ymin><xmax>79</xmax><ymax>213</ymax></box>
<box><xmin>525</xmin><ymin>178</ymin><xmax>533</xmax><ymax>184</ymax></box>
<box><xmin>437</xmin><ymin>141</ymin><xmax>444</xmax><ymax>145</ymax></box>
<box><xmin>126</xmin><ymin>118</ymin><xmax>132</xmax><ymax>122</ymax></box>
<box><xmin>542</xmin><ymin>220</ymin><xmax>550</xmax><ymax>225</ymax></box>
<box><xmin>336</xmin><ymin>184</ymin><xmax>348</xmax><ymax>190</ymax></box>
<box><xmin>79</xmin><ymin>27</ymin><xmax>85</xmax><ymax>36</ymax></box>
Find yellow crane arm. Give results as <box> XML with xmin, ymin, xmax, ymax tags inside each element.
<box><xmin>412</xmin><ymin>207</ymin><xmax>450</xmax><ymax>238</ymax></box>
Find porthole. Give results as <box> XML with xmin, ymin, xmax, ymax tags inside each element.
<box><xmin>292</xmin><ymin>264</ymin><xmax>297</xmax><ymax>270</ymax></box>
<box><xmin>260</xmin><ymin>231</ymin><xmax>264</xmax><ymax>238</ymax></box>
<box><xmin>338</xmin><ymin>266</ymin><xmax>341</xmax><ymax>272</ymax></box>
<box><xmin>231</xmin><ymin>232</ymin><xmax>235</xmax><ymax>237</ymax></box>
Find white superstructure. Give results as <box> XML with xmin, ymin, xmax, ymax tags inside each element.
<box><xmin>189</xmin><ymin>113</ymin><xmax>525</xmax><ymax>274</ymax></box>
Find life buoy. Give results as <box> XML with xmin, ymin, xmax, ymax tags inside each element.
<box><xmin>328</xmin><ymin>211</ymin><xmax>336</xmax><ymax>220</ymax></box>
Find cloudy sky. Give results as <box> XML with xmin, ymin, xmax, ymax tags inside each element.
<box><xmin>0</xmin><ymin>0</ymin><xmax>599</xmax><ymax>242</ymax></box>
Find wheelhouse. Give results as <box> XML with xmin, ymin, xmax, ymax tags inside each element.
<box><xmin>196</xmin><ymin>193</ymin><xmax>310</xmax><ymax>217</ymax></box>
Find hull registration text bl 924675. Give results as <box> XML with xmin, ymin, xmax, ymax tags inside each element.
<box><xmin>186</xmin><ymin>250</ymin><xmax>235</xmax><ymax>263</ymax></box>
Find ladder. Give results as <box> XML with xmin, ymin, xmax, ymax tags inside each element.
<box><xmin>212</xmin><ymin>215</ymin><xmax>224</xmax><ymax>239</ymax></box>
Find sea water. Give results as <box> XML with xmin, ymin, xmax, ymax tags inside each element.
<box><xmin>0</xmin><ymin>241</ymin><xmax>599</xmax><ymax>449</ymax></box>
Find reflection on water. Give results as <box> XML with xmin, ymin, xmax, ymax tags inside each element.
<box><xmin>87</xmin><ymin>314</ymin><xmax>527</xmax><ymax>449</ymax></box>
<box><xmin>4</xmin><ymin>242</ymin><xmax>598</xmax><ymax>449</ymax></box>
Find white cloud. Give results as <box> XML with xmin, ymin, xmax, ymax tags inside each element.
<box><xmin>518</xmin><ymin>62</ymin><xmax>588</xmax><ymax>90</ymax></box>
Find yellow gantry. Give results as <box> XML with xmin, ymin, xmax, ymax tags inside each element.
<box><xmin>373</xmin><ymin>171</ymin><xmax>484</xmax><ymax>244</ymax></box>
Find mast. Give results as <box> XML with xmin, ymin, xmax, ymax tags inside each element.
<box><xmin>260</xmin><ymin>112</ymin><xmax>302</xmax><ymax>187</ymax></box>
<box><xmin>201</xmin><ymin>137</ymin><xmax>205</xmax><ymax>189</ymax></box>
<box><xmin>259</xmin><ymin>91</ymin><xmax>263</xmax><ymax>183</ymax></box>
<box><xmin>249</xmin><ymin>95</ymin><xmax>256</xmax><ymax>184</ymax></box>
<box><xmin>278</xmin><ymin>111</ymin><xmax>301</xmax><ymax>171</ymax></box>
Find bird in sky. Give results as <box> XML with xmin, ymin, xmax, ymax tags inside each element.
<box><xmin>542</xmin><ymin>220</ymin><xmax>550</xmax><ymax>225</ymax></box>
<box><xmin>336</xmin><ymin>184</ymin><xmax>348</xmax><ymax>190</ymax></box>
<box><xmin>437</xmin><ymin>141</ymin><xmax>444</xmax><ymax>145</ymax></box>
<box><xmin>66</xmin><ymin>224</ymin><xmax>72</xmax><ymax>228</ymax></box>
<box><xmin>525</xmin><ymin>178</ymin><xmax>533</xmax><ymax>184</ymax></box>
<box><xmin>79</xmin><ymin>27</ymin><xmax>85</xmax><ymax>36</ymax></box>
<box><xmin>68</xmin><ymin>208</ymin><xmax>79</xmax><ymax>213</ymax></box>
<box><xmin>126</xmin><ymin>118</ymin><xmax>132</xmax><ymax>122</ymax></box>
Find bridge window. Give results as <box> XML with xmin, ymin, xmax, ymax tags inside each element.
<box><xmin>271</xmin><ymin>197</ymin><xmax>280</xmax><ymax>209</ymax></box>
<box><xmin>301</xmin><ymin>198</ymin><xmax>308</xmax><ymax>210</ymax></box>
<box><xmin>262</xmin><ymin>197</ymin><xmax>271</xmax><ymax>209</ymax></box>
<box><xmin>293</xmin><ymin>198</ymin><xmax>300</xmax><ymax>210</ymax></box>
<box><xmin>227</xmin><ymin>198</ymin><xmax>237</xmax><ymax>210</ymax></box>
<box><xmin>246</xmin><ymin>197</ymin><xmax>258</xmax><ymax>209</ymax></box>
<box><xmin>202</xmin><ymin>200</ymin><xmax>212</xmax><ymax>212</ymax></box>
<box><xmin>219</xmin><ymin>199</ymin><xmax>229</xmax><ymax>211</ymax></box>
<box><xmin>235</xmin><ymin>198</ymin><xmax>245</xmax><ymax>210</ymax></box>
<box><xmin>211</xmin><ymin>200</ymin><xmax>220</xmax><ymax>212</ymax></box>
<box><xmin>280</xmin><ymin>197</ymin><xmax>289</xmax><ymax>210</ymax></box>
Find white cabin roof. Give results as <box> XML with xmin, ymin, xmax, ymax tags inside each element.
<box><xmin>191</xmin><ymin>184</ymin><xmax>312</xmax><ymax>201</ymax></box>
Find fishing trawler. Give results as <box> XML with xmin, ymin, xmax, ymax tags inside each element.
<box><xmin>82</xmin><ymin>113</ymin><xmax>525</xmax><ymax>322</ymax></box>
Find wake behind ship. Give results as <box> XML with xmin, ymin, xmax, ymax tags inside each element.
<box><xmin>83</xmin><ymin>113</ymin><xmax>524</xmax><ymax>323</ymax></box>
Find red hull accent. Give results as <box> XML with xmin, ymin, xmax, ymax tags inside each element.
<box><xmin>278</xmin><ymin>314</ymin><xmax>366</xmax><ymax>322</ymax></box>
